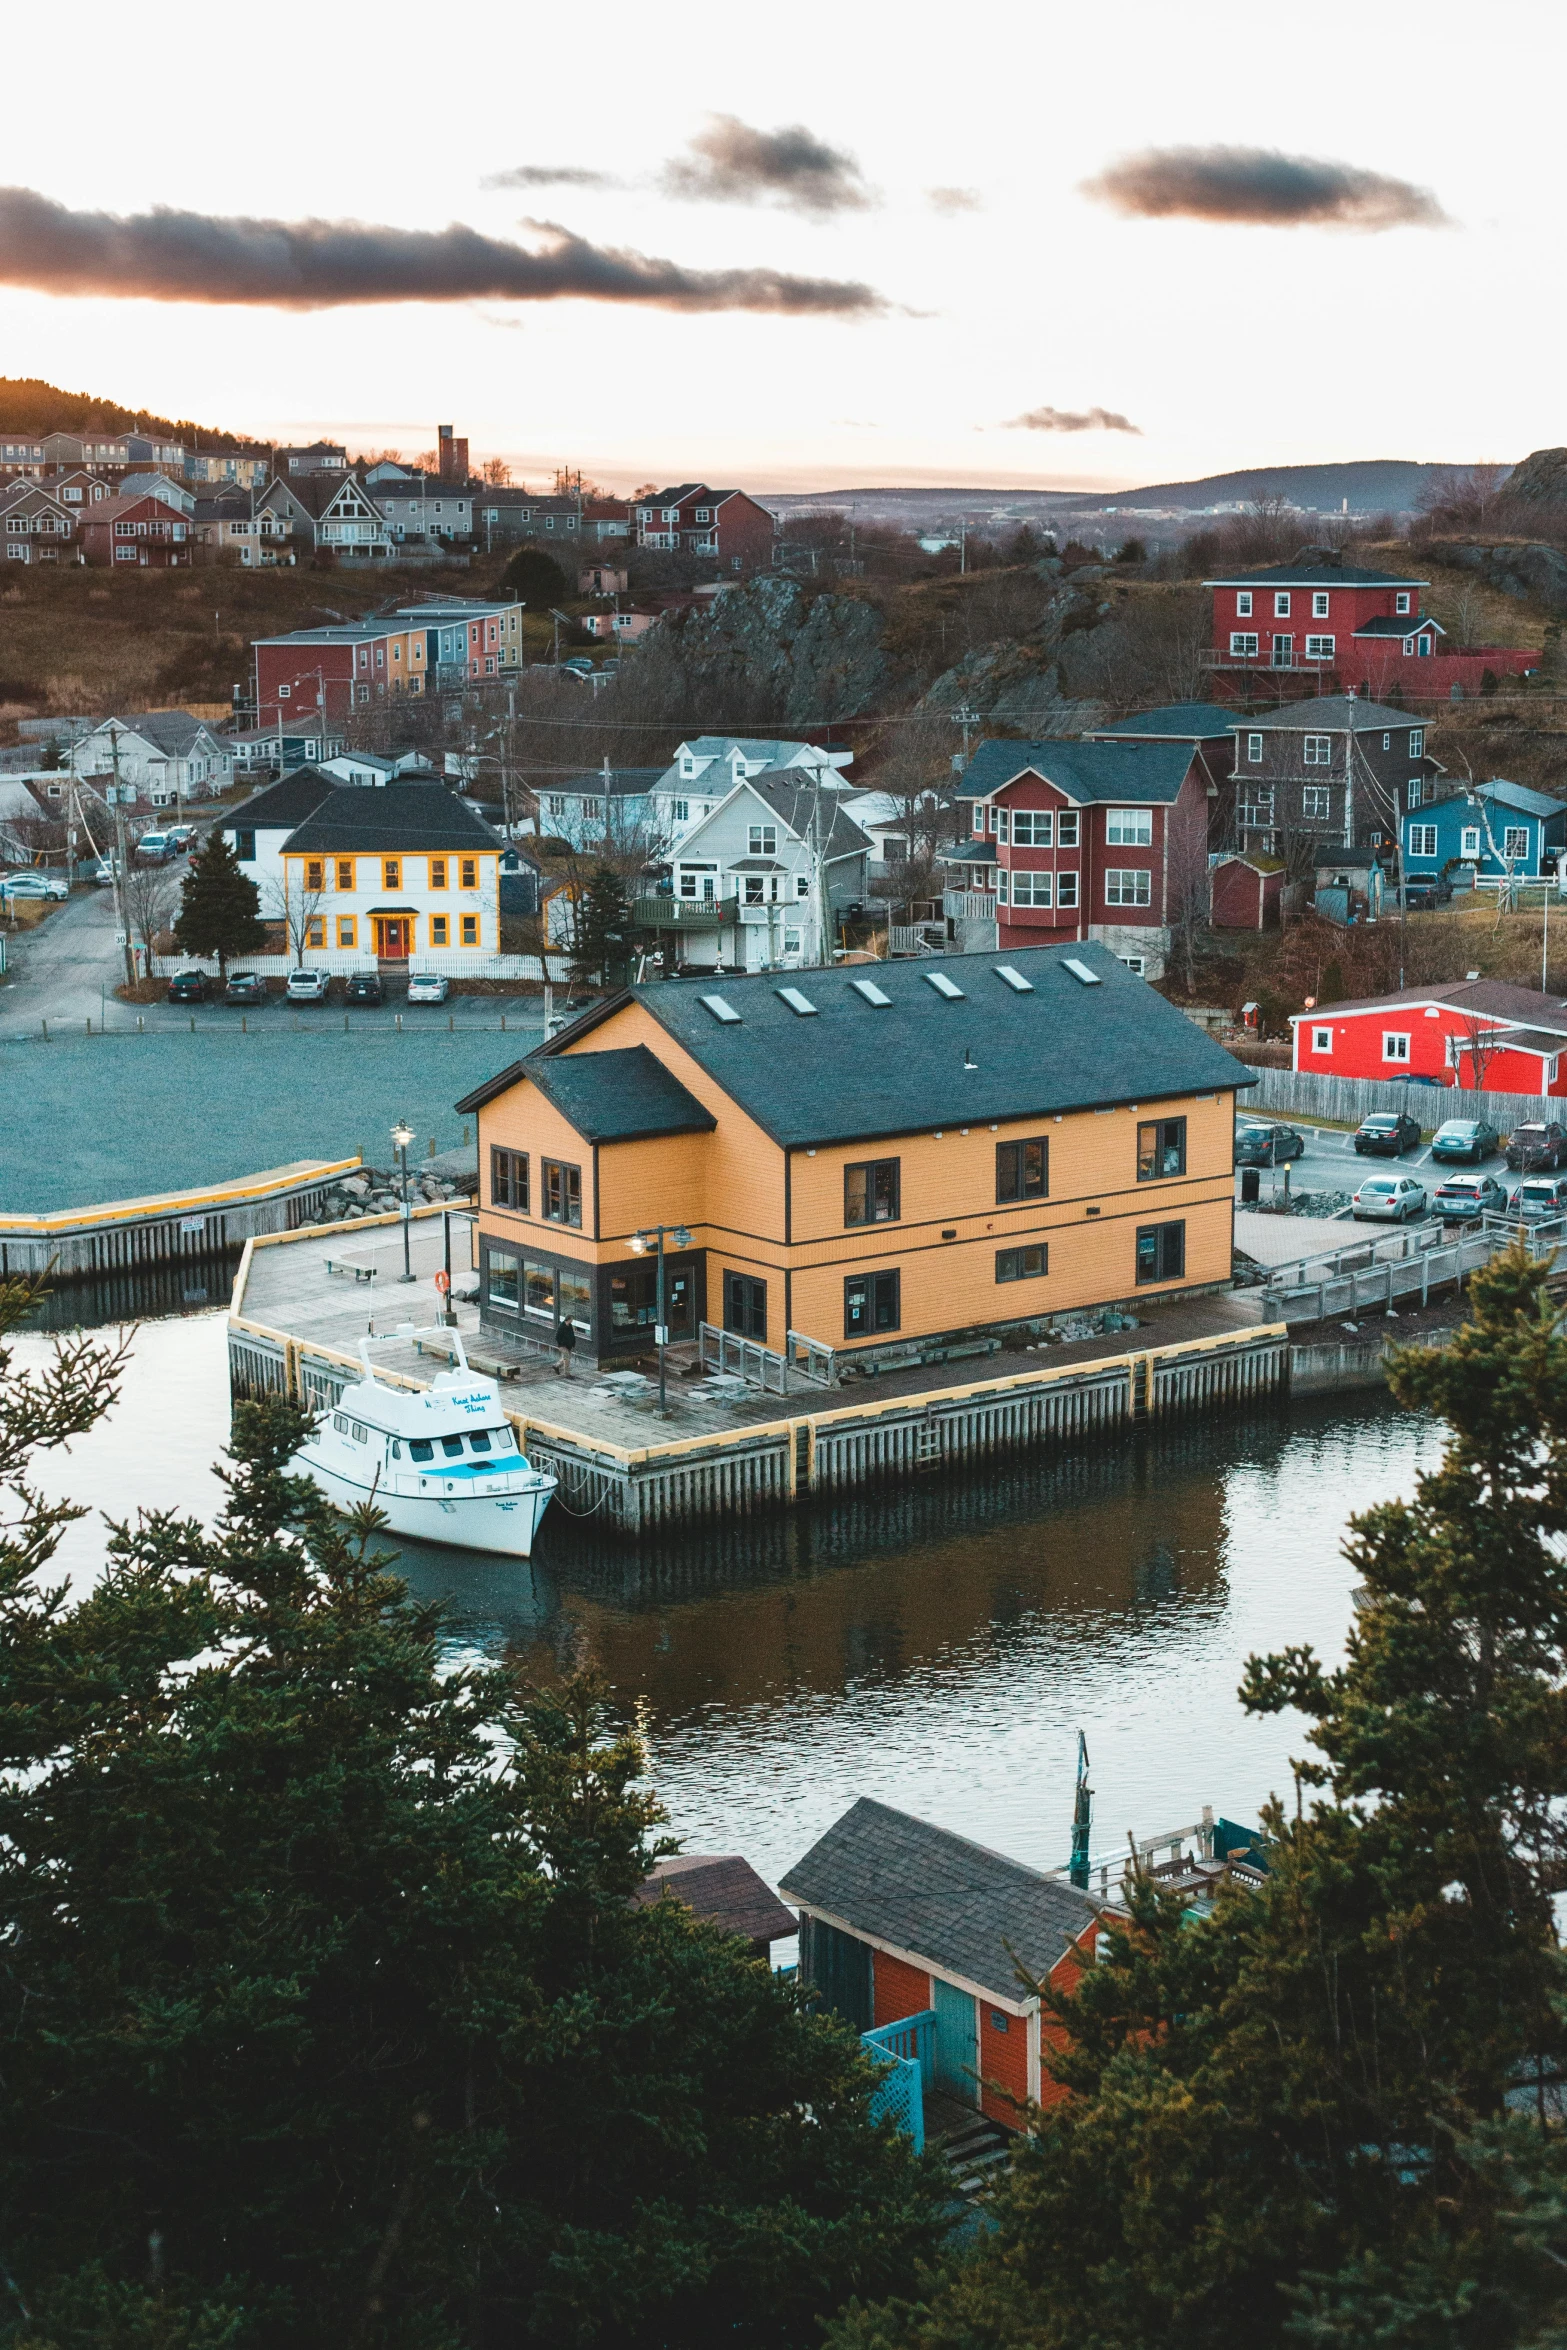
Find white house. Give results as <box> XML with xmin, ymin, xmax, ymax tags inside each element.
<box><xmin>644</xmin><ymin>771</ymin><xmax>871</xmax><ymax>972</ymax></box>
<box><xmin>73</xmin><ymin>713</ymin><xmax>236</xmax><ymax>808</ymax></box>
<box><xmin>277</xmin><ymin>782</ymin><xmax>506</xmax><ymax>967</ymax></box>
<box><xmin>316</xmin><ymin>749</ymin><xmax>434</xmax><ymax>787</ymax></box>
<box><xmin>222</xmin><ymin>768</ymin><xmax>339</xmax><ymax>901</ymax></box>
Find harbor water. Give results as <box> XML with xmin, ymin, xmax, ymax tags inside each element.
<box><xmin>11</xmin><ymin>1294</ymin><xmax>1442</xmax><ymax>1891</ymax></box>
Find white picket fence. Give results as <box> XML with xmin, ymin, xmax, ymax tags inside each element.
<box><xmin>1244</xmin><ymin>1062</ymin><xmax>1555</xmax><ymax>1132</ymax></box>
<box><xmin>157</xmin><ymin>950</ymin><xmax>570</xmax><ymax>981</ymax></box>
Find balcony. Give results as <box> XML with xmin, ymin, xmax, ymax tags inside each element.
<box><xmin>633</xmin><ymin>891</ymin><xmax>739</xmax><ymax>930</ymax></box>
<box><xmin>943</xmin><ymin>890</ymin><xmax>998</xmax><ymax>921</ymax></box>
<box><xmin>1200</xmin><ymin>648</ymin><xmax>1336</xmax><ymax>672</ymax></box>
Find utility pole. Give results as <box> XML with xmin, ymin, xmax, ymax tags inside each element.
<box><xmin>953</xmin><ymin>704</ymin><xmax>980</xmax><ymax>765</ymax></box>
<box><xmin>108</xmin><ymin>728</ymin><xmax>136</xmax><ymax>991</ymax></box>
<box><xmin>501</xmin><ymin>678</ymin><xmax>516</xmax><ymax>837</ymax></box>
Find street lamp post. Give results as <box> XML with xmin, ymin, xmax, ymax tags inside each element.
<box><xmin>392</xmin><ymin>1119</ymin><xmax>416</xmax><ymax>1282</ymax></box>
<box><xmin>629</xmin><ymin>1223</ymin><xmax>692</xmax><ymax>1417</ymax></box>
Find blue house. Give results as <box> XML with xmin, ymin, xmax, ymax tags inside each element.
<box><xmin>1403</xmin><ymin>779</ymin><xmax>1567</xmax><ymax>891</ymax></box>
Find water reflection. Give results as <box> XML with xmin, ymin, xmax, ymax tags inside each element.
<box><xmin>10</xmin><ymin>1308</ymin><xmax>1443</xmax><ymax>1896</ymax></box>
<box><xmin>21</xmin><ymin>1255</ymin><xmax>241</xmax><ymax>1333</ymax></box>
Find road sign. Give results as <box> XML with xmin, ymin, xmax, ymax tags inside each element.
<box><xmin>433</xmin><ymin>1269</ymin><xmax>450</xmax><ymax>1295</ymax></box>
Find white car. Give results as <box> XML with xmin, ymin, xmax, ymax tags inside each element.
<box><xmin>285</xmin><ymin>967</ymin><xmax>331</xmax><ymax>1002</ymax></box>
<box><xmin>94</xmin><ymin>857</ymin><xmax>120</xmax><ymax>887</ymax></box>
<box><xmin>405</xmin><ymin>972</ymin><xmax>450</xmax><ymax>1005</ymax></box>
<box><xmin>1352</xmin><ymin>1175</ymin><xmax>1429</xmax><ymax>1223</ymax></box>
<box><xmin>0</xmin><ymin>870</ymin><xmax>69</xmax><ymax>901</ymax></box>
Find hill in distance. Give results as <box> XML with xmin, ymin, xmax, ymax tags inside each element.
<box><xmin>0</xmin><ymin>376</ymin><xmax>254</xmax><ymax>452</ymax></box>
<box><xmin>767</xmin><ymin>459</ymin><xmax>1510</xmax><ymax>526</ymax></box>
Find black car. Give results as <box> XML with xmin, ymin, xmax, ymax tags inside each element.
<box><xmin>1506</xmin><ymin>1121</ymin><xmax>1567</xmax><ymax>1172</ymax></box>
<box><xmin>1234</xmin><ymin>1122</ymin><xmax>1306</xmax><ymax>1167</ymax></box>
<box><xmin>223</xmin><ymin>970</ymin><xmax>267</xmax><ymax>1006</ymax></box>
<box><xmin>1403</xmin><ymin>878</ymin><xmax>1452</xmax><ymax>911</ymax></box>
<box><xmin>1354</xmin><ymin>1111</ymin><xmax>1421</xmax><ymax>1156</ymax></box>
<box><xmin>166</xmin><ymin>968</ymin><xmax>210</xmax><ymax>1003</ymax></box>
<box><xmin>344</xmin><ymin>969</ymin><xmax>385</xmax><ymax>1005</ymax></box>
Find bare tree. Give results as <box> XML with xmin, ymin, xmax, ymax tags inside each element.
<box><xmin>122</xmin><ymin>860</ymin><xmax>179</xmax><ymax>978</ymax></box>
<box><xmin>1165</xmin><ymin>790</ymin><xmax>1214</xmax><ymax>996</ymax></box>
<box><xmin>266</xmin><ymin>868</ymin><xmax>329</xmax><ymax>967</ymax></box>
<box><xmin>1451</xmin><ymin>1013</ymin><xmax>1507</xmax><ymax>1092</ymax></box>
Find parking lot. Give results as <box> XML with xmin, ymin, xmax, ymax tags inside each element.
<box><xmin>1235</xmin><ymin>1113</ymin><xmax>1552</xmax><ymax>1218</ymax></box>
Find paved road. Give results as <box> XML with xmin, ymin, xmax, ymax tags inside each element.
<box><xmin>1236</xmin><ymin>1117</ymin><xmax>1540</xmax><ymax>1211</ymax></box>
<box><xmin>0</xmin><ymin>884</ymin><xmax>124</xmax><ymax>1036</ymax></box>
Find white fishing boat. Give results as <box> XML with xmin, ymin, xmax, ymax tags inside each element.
<box><xmin>291</xmin><ymin>1329</ymin><xmax>556</xmax><ymax>1558</ymax></box>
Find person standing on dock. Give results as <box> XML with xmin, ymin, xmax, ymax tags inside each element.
<box><xmin>555</xmin><ymin>1317</ymin><xmax>577</xmax><ymax>1377</ymax></box>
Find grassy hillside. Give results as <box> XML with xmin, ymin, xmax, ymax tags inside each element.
<box><xmin>0</xmin><ymin>376</ymin><xmax>253</xmax><ymax>451</ymax></box>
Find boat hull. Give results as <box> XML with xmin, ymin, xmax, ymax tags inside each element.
<box><xmin>295</xmin><ymin>1452</ymin><xmax>556</xmax><ymax>1558</ymax></box>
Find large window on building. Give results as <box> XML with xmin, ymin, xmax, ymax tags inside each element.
<box><xmin>1137</xmin><ymin>1117</ymin><xmax>1186</xmax><ymax>1181</ymax></box>
<box><xmin>1302</xmin><ymin>786</ymin><xmax>1332</xmax><ymax>821</ymax></box>
<box><xmin>486</xmin><ymin>1245</ymin><xmax>521</xmax><ymax>1309</ymax></box>
<box><xmin>1303</xmin><ymin>735</ymin><xmax>1333</xmax><ymax>766</ymax></box>
<box><xmin>1230</xmin><ymin>633</ymin><xmax>1259</xmax><ymax>657</ymax></box>
<box><xmin>845</xmin><ymin>1158</ymin><xmax>900</xmax><ymax>1225</ymax></box>
<box><xmin>1105</xmin><ymin>870</ymin><xmax>1152</xmax><ymax>907</ymax></box>
<box><xmin>723</xmin><ymin>1271</ymin><xmax>767</xmax><ymax>1339</ymax></box>
<box><xmin>844</xmin><ymin>1269</ymin><xmax>900</xmax><ymax>1339</ymax></box>
<box><xmin>1105</xmin><ymin>808</ymin><xmax>1153</xmax><ymax>845</ymax></box>
<box><xmin>1408</xmin><ymin>824</ymin><xmax>1438</xmax><ymax>857</ymax></box>
<box><xmin>557</xmin><ymin>1265</ymin><xmax>593</xmax><ymax>1333</ymax></box>
<box><xmin>996</xmin><ymin>1137</ymin><xmax>1048</xmax><ymax>1201</ymax></box>
<box><xmin>1010</xmin><ymin>810</ymin><xmax>1052</xmax><ymax>846</ymax></box>
<box><xmin>1057</xmin><ymin>811</ymin><xmax>1080</xmax><ymax>847</ymax></box>
<box><xmin>491</xmin><ymin>1146</ymin><xmax>528</xmax><ymax>1210</ymax></box>
<box><xmin>996</xmin><ymin>1243</ymin><xmax>1048</xmax><ymax>1283</ymax></box>
<box><xmin>1136</xmin><ymin>1222</ymin><xmax>1185</xmax><ymax>1285</ymax></box>
<box><xmin>541</xmin><ymin>1158</ymin><xmax>582</xmax><ymax>1226</ymax></box>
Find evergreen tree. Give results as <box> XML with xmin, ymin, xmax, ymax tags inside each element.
<box><xmin>0</xmin><ymin>1280</ymin><xmax>947</xmax><ymax>2349</ymax></box>
<box><xmin>831</xmin><ymin>1244</ymin><xmax>1567</xmax><ymax>2350</ymax></box>
<box><xmin>172</xmin><ymin>829</ymin><xmax>265</xmax><ymax>978</ymax></box>
<box><xmin>571</xmin><ymin>864</ymin><xmax>633</xmax><ymax>988</ymax></box>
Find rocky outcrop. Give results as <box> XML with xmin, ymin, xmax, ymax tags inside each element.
<box><xmin>1436</xmin><ymin>539</ymin><xmax>1567</xmax><ymax>607</ymax></box>
<box><xmin>654</xmin><ymin>576</ymin><xmax>887</xmax><ymax>728</ymax></box>
<box><xmin>917</xmin><ymin>641</ymin><xmax>1103</xmax><ymax>735</ymax></box>
<box><xmin>1498</xmin><ymin>448</ymin><xmax>1567</xmax><ymax>506</ymax></box>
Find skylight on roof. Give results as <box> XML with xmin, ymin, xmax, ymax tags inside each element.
<box><xmin>1063</xmin><ymin>958</ymin><xmax>1102</xmax><ymax>986</ymax></box>
<box><xmin>995</xmin><ymin>965</ymin><xmax>1033</xmax><ymax>993</ymax></box>
<box><xmin>925</xmin><ymin>971</ymin><xmax>966</xmax><ymax>1000</ymax></box>
<box><xmin>850</xmin><ymin>977</ymin><xmax>892</xmax><ymax>1007</ymax></box>
<box><xmin>700</xmin><ymin>993</ymin><xmax>742</xmax><ymax>1024</ymax></box>
<box><xmin>776</xmin><ymin>986</ymin><xmax>818</xmax><ymax>1016</ymax></box>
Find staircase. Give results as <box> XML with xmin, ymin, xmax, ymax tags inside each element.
<box><xmin>939</xmin><ymin>2113</ymin><xmax>1012</xmax><ymax>2200</ymax></box>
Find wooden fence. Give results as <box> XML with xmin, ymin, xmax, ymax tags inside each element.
<box><xmin>1245</xmin><ymin>1063</ymin><xmax>1553</xmax><ymax>1133</ymax></box>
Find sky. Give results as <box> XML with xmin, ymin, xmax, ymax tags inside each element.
<box><xmin>0</xmin><ymin>0</ymin><xmax>1558</xmax><ymax>496</ymax></box>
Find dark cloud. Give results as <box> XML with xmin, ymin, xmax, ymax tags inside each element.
<box><xmin>1083</xmin><ymin>145</ymin><xmax>1449</xmax><ymax>231</ymax></box>
<box><xmin>662</xmin><ymin>115</ymin><xmax>874</xmax><ymax>215</ymax></box>
<box><xmin>481</xmin><ymin>164</ymin><xmax>620</xmax><ymax>190</ymax></box>
<box><xmin>1007</xmin><ymin>406</ymin><xmax>1141</xmax><ymax>435</ymax></box>
<box><xmin>0</xmin><ymin>187</ymin><xmax>885</xmax><ymax>314</ymax></box>
<box><xmin>927</xmin><ymin>186</ymin><xmax>982</xmax><ymax>216</ymax></box>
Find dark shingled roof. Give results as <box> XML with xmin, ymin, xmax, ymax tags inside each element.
<box><xmin>1202</xmin><ymin>559</ymin><xmax>1427</xmax><ymax>588</ymax></box>
<box><xmin>517</xmin><ymin>1045</ymin><xmax>716</xmax><ymax>1143</ymax></box>
<box><xmin>222</xmin><ymin>767</ymin><xmax>338</xmax><ymax>835</ymax></box>
<box><xmin>632</xmin><ymin>1854</ymin><xmax>797</xmax><ymax>1948</ymax></box>
<box><xmin>1352</xmin><ymin>614</ymin><xmax>1444</xmax><ymax>639</ymax></box>
<box><xmin>961</xmin><ymin>737</ymin><xmax>1194</xmax><ymax>806</ymax></box>
<box><xmin>780</xmin><ymin>1797</ymin><xmax>1097</xmax><ymax>2005</ymax></box>
<box><xmin>1090</xmin><ymin>701</ymin><xmax>1240</xmax><ymax>741</ymax></box>
<box><xmin>1232</xmin><ymin>695</ymin><xmax>1425</xmax><ymax>735</ymax></box>
<box><xmin>504</xmin><ymin>939</ymin><xmax>1253</xmax><ymax>1150</ymax></box>
<box><xmin>283</xmin><ymin>782</ymin><xmax>504</xmax><ymax>855</ymax></box>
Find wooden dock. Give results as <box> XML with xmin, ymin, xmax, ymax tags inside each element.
<box><xmin>2</xmin><ymin>1159</ymin><xmax>361</xmax><ymax>1282</ymax></box>
<box><xmin>228</xmin><ymin>1208</ymin><xmax>1292</xmax><ymax>1536</ymax></box>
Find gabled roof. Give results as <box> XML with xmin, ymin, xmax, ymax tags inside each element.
<box><xmin>962</xmin><ymin>737</ymin><xmax>1194</xmax><ymax>806</ymax></box>
<box><xmin>1215</xmin><ymin>850</ymin><xmax>1286</xmax><ymax>874</ymax></box>
<box><xmin>780</xmin><ymin>1797</ymin><xmax>1097</xmax><ymax>2006</ymax></box>
<box><xmin>222</xmin><ymin>768</ymin><xmax>340</xmax><ymax>834</ymax></box>
<box><xmin>77</xmin><ymin>491</ymin><xmax>189</xmax><ymax>525</ymax></box>
<box><xmin>1203</xmin><ymin>557</ymin><xmax>1427</xmax><ymax>589</ymax></box>
<box><xmin>631</xmin><ymin>1854</ymin><xmax>796</xmax><ymax>1947</ymax></box>
<box><xmin>1352</xmin><ymin>613</ymin><xmax>1445</xmax><ymax>639</ymax></box>
<box><xmin>518</xmin><ymin>939</ymin><xmax>1253</xmax><ymax>1151</ymax></box>
<box><xmin>1232</xmin><ymin>695</ymin><xmax>1425</xmax><ymax>735</ymax></box>
<box><xmin>1291</xmin><ymin>976</ymin><xmax>1567</xmax><ymax>1036</ymax></box>
<box><xmin>1090</xmin><ymin>701</ymin><xmax>1239</xmax><ymax>741</ymax></box>
<box><xmin>282</xmin><ymin>783</ymin><xmax>504</xmax><ymax>856</ymax></box>
<box><xmin>90</xmin><ymin>711</ymin><xmax>221</xmax><ymax>757</ymax></box>
<box><xmin>520</xmin><ymin>1045</ymin><xmax>716</xmax><ymax>1143</ymax></box>
<box><xmin>746</xmin><ymin>772</ymin><xmax>872</xmax><ymax>858</ymax></box>
<box><xmin>1474</xmin><ymin>778</ymin><xmax>1567</xmax><ymax>820</ymax></box>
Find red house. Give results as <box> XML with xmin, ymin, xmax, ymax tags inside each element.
<box><xmin>1292</xmin><ymin>976</ymin><xmax>1567</xmax><ymax>1099</ymax></box>
<box><xmin>633</xmin><ymin>483</ymin><xmax>775</xmax><ymax>572</ymax></box>
<box><xmin>252</xmin><ymin>625</ymin><xmax>384</xmax><ymax>727</ymax></box>
<box><xmin>944</xmin><ymin>736</ymin><xmax>1211</xmax><ymax>980</ymax></box>
<box><xmin>781</xmin><ymin>1798</ymin><xmax>1100</xmax><ymax>2131</ymax></box>
<box><xmin>1211</xmin><ymin>850</ymin><xmax>1284</xmax><ymax>930</ymax></box>
<box><xmin>79</xmin><ymin>493</ymin><xmax>193</xmax><ymax>568</ymax></box>
<box><xmin>1205</xmin><ymin>548</ymin><xmax>1535</xmax><ymax>698</ymax></box>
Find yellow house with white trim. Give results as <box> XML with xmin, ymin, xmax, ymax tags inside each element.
<box><xmin>279</xmin><ymin>780</ymin><xmax>504</xmax><ymax>966</ymax></box>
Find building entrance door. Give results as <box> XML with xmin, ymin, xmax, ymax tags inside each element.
<box><xmin>375</xmin><ymin>916</ymin><xmax>410</xmax><ymax>959</ymax></box>
<box><xmin>723</xmin><ymin>1271</ymin><xmax>766</xmax><ymax>1340</ymax></box>
<box><xmin>932</xmin><ymin>1976</ymin><xmax>977</xmax><ymax>2103</ymax></box>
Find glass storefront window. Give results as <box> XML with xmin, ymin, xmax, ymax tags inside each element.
<box><xmin>487</xmin><ymin>1247</ymin><xmax>520</xmax><ymax>1309</ymax></box>
<box><xmin>557</xmin><ymin>1266</ymin><xmax>593</xmax><ymax>1334</ymax></box>
<box><xmin>523</xmin><ymin>1260</ymin><xmax>555</xmax><ymax>1320</ymax></box>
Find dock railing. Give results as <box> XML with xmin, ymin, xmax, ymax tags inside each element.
<box><xmin>698</xmin><ymin>1322</ymin><xmax>790</xmax><ymax>1394</ymax></box>
<box><xmin>861</xmin><ymin>2009</ymin><xmax>934</xmax><ymax>2150</ymax></box>
<box><xmin>1259</xmin><ymin>1209</ymin><xmax>1567</xmax><ymax>1324</ymax></box>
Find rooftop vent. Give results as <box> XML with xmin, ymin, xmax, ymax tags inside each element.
<box><xmin>995</xmin><ymin>965</ymin><xmax>1033</xmax><ymax>993</ymax></box>
<box><xmin>850</xmin><ymin>977</ymin><xmax>892</xmax><ymax>1007</ymax></box>
<box><xmin>1063</xmin><ymin>958</ymin><xmax>1102</xmax><ymax>986</ymax></box>
<box><xmin>776</xmin><ymin>985</ymin><xmax>818</xmax><ymax>1016</ymax></box>
<box><xmin>925</xmin><ymin>971</ymin><xmax>966</xmax><ymax>1000</ymax></box>
<box><xmin>700</xmin><ymin>992</ymin><xmax>742</xmax><ymax>1024</ymax></box>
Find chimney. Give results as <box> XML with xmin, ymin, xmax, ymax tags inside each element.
<box><xmin>437</xmin><ymin>425</ymin><xmax>468</xmax><ymax>485</ymax></box>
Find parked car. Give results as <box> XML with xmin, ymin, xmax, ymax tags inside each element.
<box><xmin>344</xmin><ymin>969</ymin><xmax>384</xmax><ymax>1004</ymax></box>
<box><xmin>1352</xmin><ymin>1174</ymin><xmax>1429</xmax><ymax>1223</ymax></box>
<box><xmin>405</xmin><ymin>972</ymin><xmax>450</xmax><ymax>1005</ymax></box>
<box><xmin>1353</xmin><ymin>1111</ymin><xmax>1421</xmax><ymax>1156</ymax></box>
<box><xmin>1432</xmin><ymin>1117</ymin><xmax>1500</xmax><ymax>1164</ymax></box>
<box><xmin>93</xmin><ymin>856</ymin><xmax>120</xmax><ymax>887</ymax></box>
<box><xmin>134</xmin><ymin>832</ymin><xmax>175</xmax><ymax>863</ymax></box>
<box><xmin>1234</xmin><ymin>1121</ymin><xmax>1306</xmax><ymax>1167</ymax></box>
<box><xmin>285</xmin><ymin>967</ymin><xmax>331</xmax><ymax>1003</ymax></box>
<box><xmin>1506</xmin><ymin>1121</ymin><xmax>1567</xmax><ymax>1172</ymax></box>
<box><xmin>1432</xmin><ymin>1172</ymin><xmax>1508</xmax><ymax>1224</ymax></box>
<box><xmin>0</xmin><ymin>870</ymin><xmax>69</xmax><ymax>901</ymax></box>
<box><xmin>1512</xmin><ymin>1176</ymin><xmax>1567</xmax><ymax>1224</ymax></box>
<box><xmin>166</xmin><ymin>968</ymin><xmax>211</xmax><ymax>1003</ymax></box>
<box><xmin>1403</xmin><ymin>878</ymin><xmax>1452</xmax><ymax>910</ymax></box>
<box><xmin>164</xmin><ymin>825</ymin><xmax>196</xmax><ymax>852</ymax></box>
<box><xmin>223</xmin><ymin>971</ymin><xmax>267</xmax><ymax>1006</ymax></box>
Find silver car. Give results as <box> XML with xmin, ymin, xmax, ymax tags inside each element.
<box><xmin>405</xmin><ymin>971</ymin><xmax>450</xmax><ymax>1005</ymax></box>
<box><xmin>1352</xmin><ymin>1174</ymin><xmax>1429</xmax><ymax>1223</ymax></box>
<box><xmin>1512</xmin><ymin>1176</ymin><xmax>1567</xmax><ymax>1225</ymax></box>
<box><xmin>285</xmin><ymin>967</ymin><xmax>331</xmax><ymax>1002</ymax></box>
<box><xmin>0</xmin><ymin>870</ymin><xmax>69</xmax><ymax>901</ymax></box>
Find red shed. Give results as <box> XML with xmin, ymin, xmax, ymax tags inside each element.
<box><xmin>1292</xmin><ymin>976</ymin><xmax>1567</xmax><ymax>1098</ymax></box>
<box><xmin>1211</xmin><ymin>851</ymin><xmax>1284</xmax><ymax>930</ymax></box>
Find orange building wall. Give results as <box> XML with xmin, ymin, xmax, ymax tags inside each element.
<box><xmin>873</xmin><ymin>1951</ymin><xmax>931</xmax><ymax>2029</ymax></box>
<box><xmin>979</xmin><ymin>1999</ymin><xmax>1030</xmax><ymax>2129</ymax></box>
<box><xmin>1037</xmin><ymin>1929</ymin><xmax>1095</xmax><ymax>2115</ymax></box>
